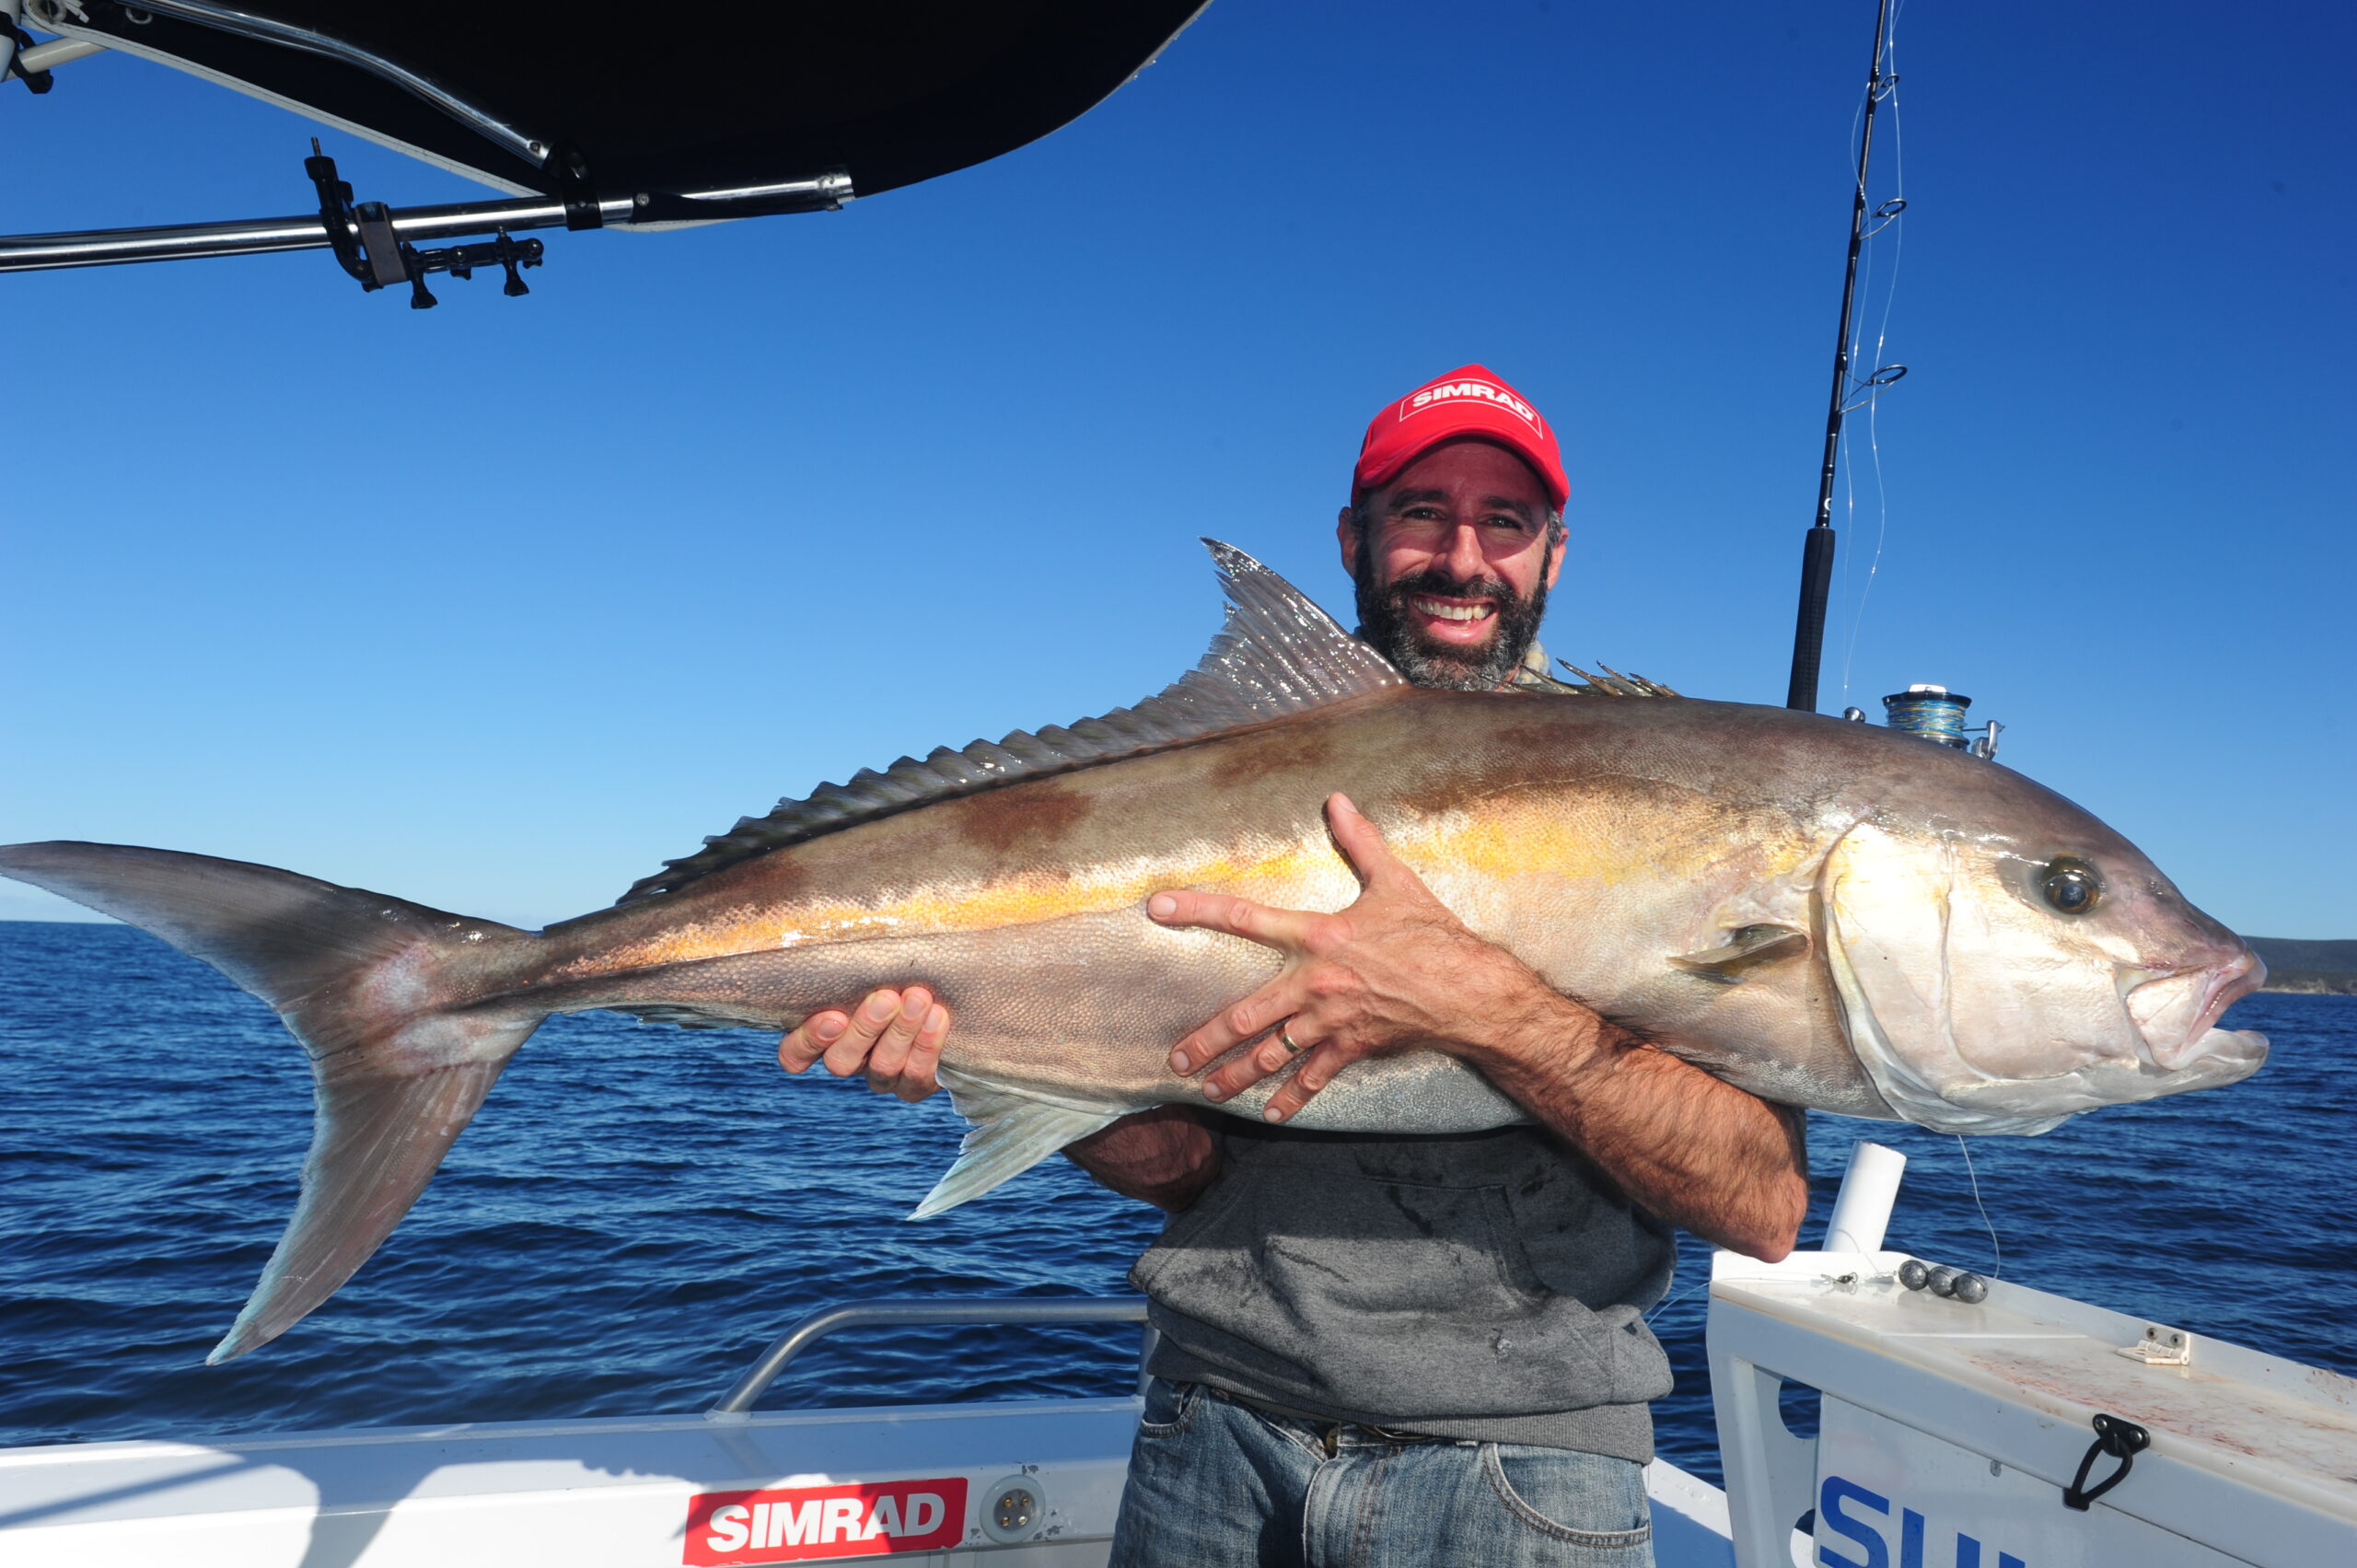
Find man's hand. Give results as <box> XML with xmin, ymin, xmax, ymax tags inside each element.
<box><xmin>1150</xmin><ymin>793</ymin><xmax>1809</xmax><ymax>1260</ymax></box>
<box><xmin>775</xmin><ymin>993</ymin><xmax>1224</xmax><ymax>1214</ymax></box>
<box><xmin>1154</xmin><ymin>793</ymin><xmax>1557</xmax><ymax>1123</ymax></box>
<box><xmin>777</xmin><ymin>987</ymin><xmax>949</xmax><ymax>1103</ymax></box>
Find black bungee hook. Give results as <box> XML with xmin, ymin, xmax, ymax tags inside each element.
<box><xmin>2061</xmin><ymin>1412</ymin><xmax>2152</xmax><ymax>1510</ymax></box>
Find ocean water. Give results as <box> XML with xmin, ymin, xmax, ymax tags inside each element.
<box><xmin>2</xmin><ymin>920</ymin><xmax>2350</xmax><ymax>1487</ymax></box>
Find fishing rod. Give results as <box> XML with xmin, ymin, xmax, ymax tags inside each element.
<box><xmin>1785</xmin><ymin>0</ymin><xmax>1907</xmax><ymax>712</ymax></box>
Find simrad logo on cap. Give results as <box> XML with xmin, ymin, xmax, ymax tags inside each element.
<box><xmin>683</xmin><ymin>1478</ymin><xmax>968</xmax><ymax>1564</ymax></box>
<box><xmin>1399</xmin><ymin>377</ymin><xmax>1543</xmax><ymax>433</ymax></box>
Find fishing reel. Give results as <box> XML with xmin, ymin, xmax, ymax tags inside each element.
<box><xmin>1844</xmin><ymin>683</ymin><xmax>2004</xmax><ymax>760</ymax></box>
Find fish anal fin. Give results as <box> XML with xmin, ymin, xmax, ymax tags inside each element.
<box><xmin>909</xmin><ymin>1066</ymin><xmax>1141</xmax><ymax>1219</ymax></box>
<box><xmin>1668</xmin><ymin>923</ymin><xmax>1812</xmax><ymax>983</ymax></box>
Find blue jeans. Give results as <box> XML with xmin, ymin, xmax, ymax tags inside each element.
<box><xmin>1109</xmin><ymin>1378</ymin><xmax>1655</xmax><ymax>1567</ymax></box>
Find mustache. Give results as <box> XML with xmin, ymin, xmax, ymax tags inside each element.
<box><xmin>1386</xmin><ymin>567</ymin><xmax>1517</xmax><ymax>606</ymax></box>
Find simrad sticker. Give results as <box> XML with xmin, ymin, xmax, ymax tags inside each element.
<box><xmin>682</xmin><ymin>1478</ymin><xmax>968</xmax><ymax>1564</ymax></box>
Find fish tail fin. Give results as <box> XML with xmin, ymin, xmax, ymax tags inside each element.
<box><xmin>908</xmin><ymin>1067</ymin><xmax>1135</xmax><ymax>1220</ymax></box>
<box><xmin>0</xmin><ymin>842</ymin><xmax>545</xmax><ymax>1362</ymax></box>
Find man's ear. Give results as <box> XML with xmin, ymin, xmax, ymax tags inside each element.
<box><xmin>1540</xmin><ymin>528</ymin><xmax>1566</xmax><ymax>591</ymax></box>
<box><xmin>1336</xmin><ymin>505</ymin><xmax>1361</xmax><ymax>575</ymax></box>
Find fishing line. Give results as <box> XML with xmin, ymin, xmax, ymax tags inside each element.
<box><xmin>1787</xmin><ymin>0</ymin><xmax>1905</xmax><ymax>712</ymax></box>
<box><xmin>1956</xmin><ymin>1133</ymin><xmax>2003</xmax><ymax>1278</ymax></box>
<box><xmin>1838</xmin><ymin>0</ymin><xmax>1907</xmax><ymax>702</ymax></box>
<box><xmin>1644</xmin><ymin>1275</ymin><xmax>1704</xmax><ymax>1326</ymax></box>
<box><xmin>1829</xmin><ymin>119</ymin><xmax>1870</xmax><ymax>671</ymax></box>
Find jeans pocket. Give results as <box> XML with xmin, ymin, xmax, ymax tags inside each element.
<box><xmin>1480</xmin><ymin>1444</ymin><xmax>1654</xmax><ymax>1551</ymax></box>
<box><xmin>1137</xmin><ymin>1377</ymin><xmax>1202</xmax><ymax>1441</ymax></box>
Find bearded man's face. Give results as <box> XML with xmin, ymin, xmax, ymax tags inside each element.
<box><xmin>1339</xmin><ymin>439</ymin><xmax>1562</xmax><ymax>691</ymax></box>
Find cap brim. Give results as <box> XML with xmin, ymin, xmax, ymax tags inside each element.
<box><xmin>1357</xmin><ymin>430</ymin><xmax>1568</xmax><ymax>511</ymax></box>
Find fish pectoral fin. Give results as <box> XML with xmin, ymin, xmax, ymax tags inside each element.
<box><xmin>909</xmin><ymin>1066</ymin><xmax>1142</xmax><ymax>1220</ymax></box>
<box><xmin>1667</xmin><ymin>923</ymin><xmax>1813</xmax><ymax>983</ymax></box>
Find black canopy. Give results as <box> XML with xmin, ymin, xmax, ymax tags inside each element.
<box><xmin>29</xmin><ymin>1</ymin><xmax>1207</xmax><ymax>203</ymax></box>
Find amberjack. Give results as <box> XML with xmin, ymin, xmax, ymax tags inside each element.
<box><xmin>0</xmin><ymin>543</ymin><xmax>2267</xmax><ymax>1360</ymax></box>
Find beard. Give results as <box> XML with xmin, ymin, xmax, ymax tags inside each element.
<box><xmin>1353</xmin><ymin>548</ymin><xmax>1554</xmax><ymax>691</ymax></box>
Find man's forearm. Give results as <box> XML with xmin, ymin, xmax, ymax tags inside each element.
<box><xmin>1063</xmin><ymin>1105</ymin><xmax>1223</xmax><ymax>1213</ymax></box>
<box><xmin>1465</xmin><ymin>992</ymin><xmax>1809</xmax><ymax>1260</ymax></box>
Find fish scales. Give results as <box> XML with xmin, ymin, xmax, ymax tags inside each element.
<box><xmin>0</xmin><ymin>542</ymin><xmax>2266</xmax><ymax>1360</ymax></box>
<box><xmin>517</xmin><ymin>690</ymin><xmax>1858</xmax><ymax>1118</ymax></box>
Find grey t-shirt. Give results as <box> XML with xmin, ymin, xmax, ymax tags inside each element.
<box><xmin>1132</xmin><ymin>1119</ymin><xmax>1678</xmax><ymax>1462</ymax></box>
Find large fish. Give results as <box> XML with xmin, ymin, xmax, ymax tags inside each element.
<box><xmin>1</xmin><ymin>543</ymin><xmax>2265</xmax><ymax>1362</ymax></box>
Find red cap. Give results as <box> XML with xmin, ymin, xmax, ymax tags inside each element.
<box><xmin>1353</xmin><ymin>365</ymin><xmax>1568</xmax><ymax>511</ymax></box>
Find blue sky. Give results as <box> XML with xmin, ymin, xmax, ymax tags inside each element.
<box><xmin>3</xmin><ymin>0</ymin><xmax>2351</xmax><ymax>937</ymax></box>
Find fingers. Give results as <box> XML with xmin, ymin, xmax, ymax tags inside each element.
<box><xmin>1192</xmin><ymin>1020</ymin><xmax>1352</xmax><ymax>1124</ymax></box>
<box><xmin>1324</xmin><ymin>793</ymin><xmax>1411</xmax><ymax>891</ymax></box>
<box><xmin>778</xmin><ymin>1008</ymin><xmax>853</xmax><ymax>1074</ymax></box>
<box><xmin>1167</xmin><ymin>974</ymin><xmax>1304</xmax><ymax>1076</ymax></box>
<box><xmin>810</xmin><ymin>989</ymin><xmax>900</xmax><ymax>1078</ymax></box>
<box><xmin>858</xmin><ymin>989</ymin><xmax>929</xmax><ymax>1083</ymax></box>
<box><xmin>868</xmin><ymin>993</ymin><xmax>951</xmax><ymax>1102</ymax></box>
<box><xmin>1258</xmin><ymin>1041</ymin><xmax>1349</xmax><ymax>1124</ymax></box>
<box><xmin>780</xmin><ymin>988</ymin><xmax>949</xmax><ymax>1102</ymax></box>
<box><xmin>1195</xmin><ymin>1019</ymin><xmax>1307</xmax><ymax>1103</ymax></box>
<box><xmin>1144</xmin><ymin>797</ymin><xmax>1420</xmax><ymax>955</ymax></box>
<box><xmin>896</xmin><ymin>1003</ymin><xmax>951</xmax><ymax>1101</ymax></box>
<box><xmin>1150</xmin><ymin>794</ymin><xmax>1423</xmax><ymax>1111</ymax></box>
<box><xmin>834</xmin><ymin>985</ymin><xmax>933</xmax><ymax>1085</ymax></box>
<box><xmin>1148</xmin><ymin>889</ymin><xmax>1322</xmax><ymax>951</ymax></box>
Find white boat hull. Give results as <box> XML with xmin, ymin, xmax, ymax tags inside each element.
<box><xmin>0</xmin><ymin>1396</ymin><xmax>1749</xmax><ymax>1567</ymax></box>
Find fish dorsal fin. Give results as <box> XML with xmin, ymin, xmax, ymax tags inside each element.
<box><xmin>616</xmin><ymin>540</ymin><xmax>1403</xmax><ymax>902</ymax></box>
<box><xmin>1176</xmin><ymin>538</ymin><xmax>1408</xmax><ymax>717</ymax></box>
<box><xmin>1555</xmin><ymin>660</ymin><xmax>1682</xmax><ymax>698</ymax></box>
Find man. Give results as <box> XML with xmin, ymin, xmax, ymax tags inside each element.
<box><xmin>780</xmin><ymin>366</ymin><xmax>1809</xmax><ymax>1564</ymax></box>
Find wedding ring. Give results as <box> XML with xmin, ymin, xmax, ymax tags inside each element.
<box><xmin>1278</xmin><ymin>1025</ymin><xmax>1307</xmax><ymax>1055</ymax></box>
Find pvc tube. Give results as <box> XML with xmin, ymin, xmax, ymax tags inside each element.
<box><xmin>18</xmin><ymin>39</ymin><xmax>108</xmax><ymax>70</ymax></box>
<box><xmin>1823</xmin><ymin>1140</ymin><xmax>1907</xmax><ymax>1254</ymax></box>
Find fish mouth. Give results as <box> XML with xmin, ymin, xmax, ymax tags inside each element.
<box><xmin>1937</xmin><ymin>952</ymin><xmax>2270</xmax><ymax>1126</ymax></box>
<box><xmin>2124</xmin><ymin>949</ymin><xmax>2266</xmax><ymax>1071</ymax></box>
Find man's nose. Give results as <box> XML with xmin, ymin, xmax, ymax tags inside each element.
<box><xmin>1436</xmin><ymin>522</ymin><xmax>1488</xmax><ymax>581</ymax></box>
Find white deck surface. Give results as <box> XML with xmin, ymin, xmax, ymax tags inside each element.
<box><xmin>1710</xmin><ymin>1249</ymin><xmax>2357</xmax><ymax>1568</ymax></box>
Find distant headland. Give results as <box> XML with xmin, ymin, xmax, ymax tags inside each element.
<box><xmin>2246</xmin><ymin>937</ymin><xmax>2357</xmax><ymax>996</ymax></box>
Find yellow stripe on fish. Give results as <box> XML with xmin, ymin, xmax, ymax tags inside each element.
<box><xmin>549</xmin><ymin>790</ymin><xmax>1768</xmax><ymax>981</ymax></box>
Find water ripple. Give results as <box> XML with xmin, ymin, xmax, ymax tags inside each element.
<box><xmin>2</xmin><ymin>923</ymin><xmax>2350</xmax><ymax>1482</ymax></box>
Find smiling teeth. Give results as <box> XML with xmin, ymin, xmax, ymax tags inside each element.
<box><xmin>1414</xmin><ymin>598</ymin><xmax>1494</xmax><ymax>622</ymax></box>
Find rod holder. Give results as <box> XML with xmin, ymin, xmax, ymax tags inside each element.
<box><xmin>1823</xmin><ymin>1140</ymin><xmax>1908</xmax><ymax>1255</ymax></box>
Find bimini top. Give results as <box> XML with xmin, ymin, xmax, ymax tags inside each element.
<box><xmin>24</xmin><ymin>0</ymin><xmax>1207</xmax><ymax>201</ymax></box>
<box><xmin>1</xmin><ymin>1</ymin><xmax>1209</xmax><ymax>296</ymax></box>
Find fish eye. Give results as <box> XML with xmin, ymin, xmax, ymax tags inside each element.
<box><xmin>2039</xmin><ymin>856</ymin><xmax>2102</xmax><ymax>915</ymax></box>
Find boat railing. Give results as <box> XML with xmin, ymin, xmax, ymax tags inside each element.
<box><xmin>707</xmin><ymin>1295</ymin><xmax>1155</xmax><ymax>1422</ymax></box>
